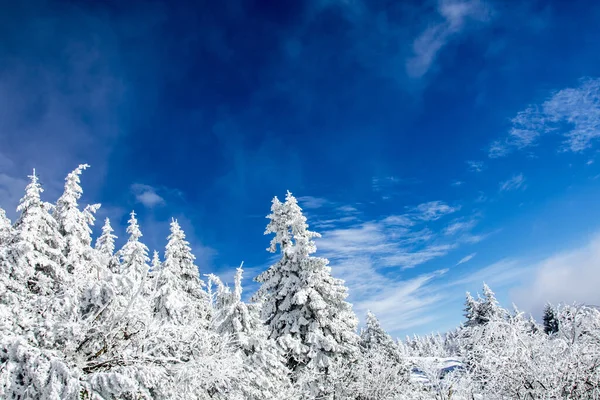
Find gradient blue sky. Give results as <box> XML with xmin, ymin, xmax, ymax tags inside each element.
<box><xmin>1</xmin><ymin>0</ymin><xmax>600</xmax><ymax>338</ymax></box>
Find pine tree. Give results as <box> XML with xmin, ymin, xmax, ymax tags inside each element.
<box><xmin>118</xmin><ymin>211</ymin><xmax>150</xmax><ymax>283</ymax></box>
<box><xmin>543</xmin><ymin>303</ymin><xmax>559</xmax><ymax>335</ymax></box>
<box><xmin>95</xmin><ymin>217</ymin><xmax>119</xmax><ymax>273</ymax></box>
<box><xmin>210</xmin><ymin>267</ymin><xmax>292</xmax><ymax>399</ymax></box>
<box><xmin>478</xmin><ymin>283</ymin><xmax>504</xmax><ymax>324</ymax></box>
<box><xmin>7</xmin><ymin>170</ymin><xmax>65</xmax><ymax>294</ymax></box>
<box><xmin>360</xmin><ymin>311</ymin><xmax>402</xmax><ymax>363</ymax></box>
<box><xmin>464</xmin><ymin>291</ymin><xmax>480</xmax><ymax>327</ymax></box>
<box><xmin>153</xmin><ymin>219</ymin><xmax>208</xmax><ymax>324</ymax></box>
<box><xmin>254</xmin><ymin>191</ymin><xmax>359</xmax><ymax>373</ymax></box>
<box><xmin>95</xmin><ymin>217</ymin><xmax>117</xmax><ymax>258</ymax></box>
<box><xmin>54</xmin><ymin>164</ymin><xmax>100</xmax><ymax>277</ymax></box>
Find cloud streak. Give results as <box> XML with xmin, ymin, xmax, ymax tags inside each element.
<box><xmin>499</xmin><ymin>173</ymin><xmax>526</xmax><ymax>192</ymax></box>
<box><xmin>406</xmin><ymin>0</ymin><xmax>492</xmax><ymax>78</ymax></box>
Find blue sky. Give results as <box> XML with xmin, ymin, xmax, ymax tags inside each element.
<box><xmin>1</xmin><ymin>0</ymin><xmax>600</xmax><ymax>338</ymax></box>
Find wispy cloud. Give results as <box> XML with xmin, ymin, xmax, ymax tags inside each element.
<box><xmin>412</xmin><ymin>200</ymin><xmax>460</xmax><ymax>221</ymax></box>
<box><xmin>456</xmin><ymin>252</ymin><xmax>476</xmax><ymax>266</ymax></box>
<box><xmin>466</xmin><ymin>160</ymin><xmax>485</xmax><ymax>172</ymax></box>
<box><xmin>451</xmin><ymin>180</ymin><xmax>464</xmax><ymax>187</ymax></box>
<box><xmin>406</xmin><ymin>0</ymin><xmax>492</xmax><ymax>78</ymax></box>
<box><xmin>444</xmin><ymin>218</ymin><xmax>478</xmax><ymax>236</ymax></box>
<box><xmin>499</xmin><ymin>173</ymin><xmax>526</xmax><ymax>192</ymax></box>
<box><xmin>131</xmin><ymin>183</ymin><xmax>166</xmax><ymax>208</ymax></box>
<box><xmin>297</xmin><ymin>195</ymin><xmax>332</xmax><ymax>209</ymax></box>
<box><xmin>489</xmin><ymin>77</ymin><xmax>600</xmax><ymax>157</ymax></box>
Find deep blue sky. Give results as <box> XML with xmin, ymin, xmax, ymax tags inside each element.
<box><xmin>1</xmin><ymin>0</ymin><xmax>600</xmax><ymax>337</ymax></box>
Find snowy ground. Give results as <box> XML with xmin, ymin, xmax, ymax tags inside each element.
<box><xmin>407</xmin><ymin>357</ymin><xmax>465</xmax><ymax>384</ymax></box>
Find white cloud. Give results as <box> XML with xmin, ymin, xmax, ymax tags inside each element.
<box><xmin>499</xmin><ymin>173</ymin><xmax>526</xmax><ymax>192</ymax></box>
<box><xmin>406</xmin><ymin>0</ymin><xmax>492</xmax><ymax>78</ymax></box>
<box><xmin>466</xmin><ymin>160</ymin><xmax>485</xmax><ymax>172</ymax></box>
<box><xmin>444</xmin><ymin>218</ymin><xmax>478</xmax><ymax>235</ymax></box>
<box><xmin>490</xmin><ymin>77</ymin><xmax>600</xmax><ymax>157</ymax></box>
<box><xmin>512</xmin><ymin>234</ymin><xmax>600</xmax><ymax>317</ymax></box>
<box><xmin>456</xmin><ymin>252</ymin><xmax>476</xmax><ymax>265</ymax></box>
<box><xmin>412</xmin><ymin>200</ymin><xmax>460</xmax><ymax>221</ymax></box>
<box><xmin>451</xmin><ymin>180</ymin><xmax>464</xmax><ymax>187</ymax></box>
<box><xmin>131</xmin><ymin>183</ymin><xmax>165</xmax><ymax>208</ymax></box>
<box><xmin>297</xmin><ymin>196</ymin><xmax>331</xmax><ymax>209</ymax></box>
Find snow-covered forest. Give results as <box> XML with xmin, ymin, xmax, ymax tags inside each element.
<box><xmin>1</xmin><ymin>165</ymin><xmax>599</xmax><ymax>399</ymax></box>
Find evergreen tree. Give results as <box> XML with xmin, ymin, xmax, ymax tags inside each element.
<box><xmin>543</xmin><ymin>303</ymin><xmax>559</xmax><ymax>335</ymax></box>
<box><xmin>118</xmin><ymin>211</ymin><xmax>150</xmax><ymax>283</ymax></box>
<box><xmin>54</xmin><ymin>164</ymin><xmax>100</xmax><ymax>277</ymax></box>
<box><xmin>464</xmin><ymin>291</ymin><xmax>481</xmax><ymax>327</ymax></box>
<box><xmin>479</xmin><ymin>283</ymin><xmax>505</xmax><ymax>324</ymax></box>
<box><xmin>95</xmin><ymin>217</ymin><xmax>119</xmax><ymax>273</ymax></box>
<box><xmin>7</xmin><ymin>170</ymin><xmax>65</xmax><ymax>294</ymax></box>
<box><xmin>95</xmin><ymin>217</ymin><xmax>117</xmax><ymax>258</ymax></box>
<box><xmin>254</xmin><ymin>191</ymin><xmax>359</xmax><ymax>373</ymax></box>
<box><xmin>360</xmin><ymin>311</ymin><xmax>402</xmax><ymax>363</ymax></box>
<box><xmin>153</xmin><ymin>219</ymin><xmax>208</xmax><ymax>324</ymax></box>
<box><xmin>210</xmin><ymin>267</ymin><xmax>292</xmax><ymax>399</ymax></box>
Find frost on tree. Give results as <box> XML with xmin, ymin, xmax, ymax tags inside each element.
<box><xmin>153</xmin><ymin>219</ymin><xmax>209</xmax><ymax>325</ymax></box>
<box><xmin>4</xmin><ymin>170</ymin><xmax>65</xmax><ymax>295</ymax></box>
<box><xmin>210</xmin><ymin>267</ymin><xmax>292</xmax><ymax>399</ymax></box>
<box><xmin>0</xmin><ymin>207</ymin><xmax>12</xmax><ymax>246</ymax></box>
<box><xmin>118</xmin><ymin>211</ymin><xmax>150</xmax><ymax>284</ymax></box>
<box><xmin>360</xmin><ymin>311</ymin><xmax>403</xmax><ymax>364</ymax></box>
<box><xmin>254</xmin><ymin>191</ymin><xmax>359</xmax><ymax>373</ymax></box>
<box><xmin>54</xmin><ymin>164</ymin><xmax>101</xmax><ymax>279</ymax></box>
<box><xmin>95</xmin><ymin>217</ymin><xmax>119</xmax><ymax>273</ymax></box>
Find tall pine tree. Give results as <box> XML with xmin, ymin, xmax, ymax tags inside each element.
<box><xmin>54</xmin><ymin>164</ymin><xmax>100</xmax><ymax>278</ymax></box>
<box><xmin>8</xmin><ymin>170</ymin><xmax>65</xmax><ymax>294</ymax></box>
<box><xmin>153</xmin><ymin>219</ymin><xmax>208</xmax><ymax>324</ymax></box>
<box><xmin>254</xmin><ymin>191</ymin><xmax>359</xmax><ymax>373</ymax></box>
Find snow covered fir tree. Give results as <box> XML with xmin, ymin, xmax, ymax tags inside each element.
<box><xmin>1</xmin><ymin>165</ymin><xmax>599</xmax><ymax>399</ymax></box>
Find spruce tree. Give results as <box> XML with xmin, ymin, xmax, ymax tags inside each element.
<box><xmin>211</xmin><ymin>267</ymin><xmax>292</xmax><ymax>399</ymax></box>
<box><xmin>8</xmin><ymin>170</ymin><xmax>65</xmax><ymax>294</ymax></box>
<box><xmin>254</xmin><ymin>191</ymin><xmax>359</xmax><ymax>373</ymax></box>
<box><xmin>95</xmin><ymin>217</ymin><xmax>119</xmax><ymax>273</ymax></box>
<box><xmin>54</xmin><ymin>164</ymin><xmax>100</xmax><ymax>277</ymax></box>
<box><xmin>360</xmin><ymin>311</ymin><xmax>402</xmax><ymax>363</ymax></box>
<box><xmin>543</xmin><ymin>303</ymin><xmax>559</xmax><ymax>335</ymax></box>
<box><xmin>153</xmin><ymin>219</ymin><xmax>208</xmax><ymax>324</ymax></box>
<box><xmin>118</xmin><ymin>211</ymin><xmax>150</xmax><ymax>283</ymax></box>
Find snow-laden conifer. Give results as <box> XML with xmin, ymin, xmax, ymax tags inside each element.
<box><xmin>360</xmin><ymin>311</ymin><xmax>403</xmax><ymax>363</ymax></box>
<box><xmin>6</xmin><ymin>170</ymin><xmax>65</xmax><ymax>294</ymax></box>
<box><xmin>118</xmin><ymin>211</ymin><xmax>150</xmax><ymax>283</ymax></box>
<box><xmin>210</xmin><ymin>266</ymin><xmax>292</xmax><ymax>399</ymax></box>
<box><xmin>254</xmin><ymin>191</ymin><xmax>359</xmax><ymax>373</ymax></box>
<box><xmin>543</xmin><ymin>303</ymin><xmax>559</xmax><ymax>335</ymax></box>
<box><xmin>153</xmin><ymin>219</ymin><xmax>209</xmax><ymax>324</ymax></box>
<box><xmin>54</xmin><ymin>164</ymin><xmax>100</xmax><ymax>278</ymax></box>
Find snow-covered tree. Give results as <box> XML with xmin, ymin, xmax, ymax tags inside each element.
<box><xmin>95</xmin><ymin>217</ymin><xmax>119</xmax><ymax>273</ymax></box>
<box><xmin>254</xmin><ymin>191</ymin><xmax>359</xmax><ymax>374</ymax></box>
<box><xmin>360</xmin><ymin>311</ymin><xmax>403</xmax><ymax>363</ymax></box>
<box><xmin>153</xmin><ymin>219</ymin><xmax>209</xmax><ymax>324</ymax></box>
<box><xmin>118</xmin><ymin>211</ymin><xmax>150</xmax><ymax>283</ymax></box>
<box><xmin>5</xmin><ymin>170</ymin><xmax>65</xmax><ymax>295</ymax></box>
<box><xmin>210</xmin><ymin>266</ymin><xmax>292</xmax><ymax>399</ymax></box>
<box><xmin>54</xmin><ymin>164</ymin><xmax>100</xmax><ymax>278</ymax></box>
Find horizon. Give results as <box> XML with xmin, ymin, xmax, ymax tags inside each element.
<box><xmin>1</xmin><ymin>0</ymin><xmax>600</xmax><ymax>339</ymax></box>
